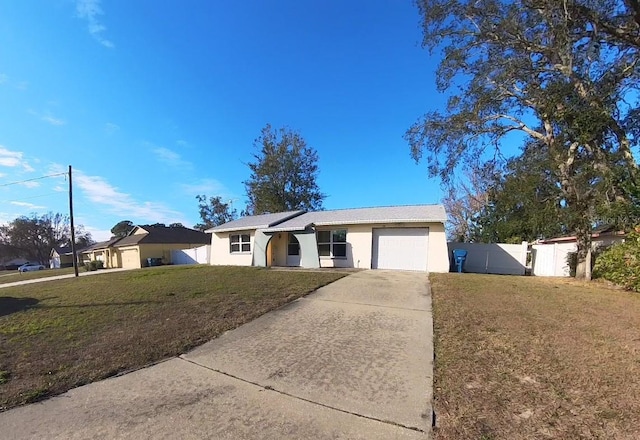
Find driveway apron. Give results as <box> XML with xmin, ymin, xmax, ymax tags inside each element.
<box><xmin>0</xmin><ymin>270</ymin><xmax>434</xmax><ymax>439</ymax></box>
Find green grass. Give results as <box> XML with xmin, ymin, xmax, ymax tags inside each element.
<box><xmin>0</xmin><ymin>265</ymin><xmax>346</xmax><ymax>411</ymax></box>
<box><xmin>0</xmin><ymin>267</ymin><xmax>76</xmax><ymax>285</ymax></box>
<box><xmin>431</xmin><ymin>273</ymin><xmax>640</xmax><ymax>440</ymax></box>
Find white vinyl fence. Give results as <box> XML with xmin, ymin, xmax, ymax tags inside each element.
<box><xmin>171</xmin><ymin>245</ymin><xmax>210</xmax><ymax>265</ymax></box>
<box><xmin>531</xmin><ymin>243</ymin><xmax>576</xmax><ymax>277</ymax></box>
<box><xmin>447</xmin><ymin>242</ymin><xmax>529</xmax><ymax>275</ymax></box>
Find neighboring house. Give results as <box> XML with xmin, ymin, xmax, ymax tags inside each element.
<box><xmin>207</xmin><ymin>205</ymin><xmax>449</xmax><ymax>272</ymax></box>
<box><xmin>532</xmin><ymin>225</ymin><xmax>627</xmax><ymax>277</ymax></box>
<box><xmin>536</xmin><ymin>225</ymin><xmax>627</xmax><ymax>249</ymax></box>
<box><xmin>82</xmin><ymin>237</ymin><xmax>122</xmax><ymax>268</ymax></box>
<box><xmin>50</xmin><ymin>246</ymin><xmax>80</xmax><ymax>269</ymax></box>
<box><xmin>83</xmin><ymin>225</ymin><xmax>210</xmax><ymax>269</ymax></box>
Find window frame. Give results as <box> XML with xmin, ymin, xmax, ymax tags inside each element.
<box><xmin>229</xmin><ymin>233</ymin><xmax>251</xmax><ymax>254</ymax></box>
<box><xmin>317</xmin><ymin>229</ymin><xmax>347</xmax><ymax>259</ymax></box>
<box><xmin>287</xmin><ymin>233</ymin><xmax>300</xmax><ymax>256</ymax></box>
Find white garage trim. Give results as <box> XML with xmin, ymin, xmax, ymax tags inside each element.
<box><xmin>372</xmin><ymin>228</ymin><xmax>429</xmax><ymax>271</ymax></box>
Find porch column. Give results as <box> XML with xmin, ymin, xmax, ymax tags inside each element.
<box><xmin>252</xmin><ymin>230</ymin><xmax>271</xmax><ymax>267</ymax></box>
<box><xmin>294</xmin><ymin>231</ymin><xmax>320</xmax><ymax>269</ymax></box>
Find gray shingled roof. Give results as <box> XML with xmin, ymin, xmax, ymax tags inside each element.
<box><xmin>262</xmin><ymin>205</ymin><xmax>447</xmax><ymax>232</ymax></box>
<box><xmin>114</xmin><ymin>225</ymin><xmax>210</xmax><ymax>247</ymax></box>
<box><xmin>206</xmin><ymin>211</ymin><xmax>304</xmax><ymax>233</ymax></box>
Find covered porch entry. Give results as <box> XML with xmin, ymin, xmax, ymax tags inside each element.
<box><xmin>253</xmin><ymin>229</ymin><xmax>320</xmax><ymax>269</ymax></box>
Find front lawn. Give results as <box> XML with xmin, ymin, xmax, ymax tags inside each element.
<box><xmin>0</xmin><ymin>265</ymin><xmax>346</xmax><ymax>411</ymax></box>
<box><xmin>0</xmin><ymin>267</ymin><xmax>76</xmax><ymax>285</ymax></box>
<box><xmin>431</xmin><ymin>273</ymin><xmax>640</xmax><ymax>440</ymax></box>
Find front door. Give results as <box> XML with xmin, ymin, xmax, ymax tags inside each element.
<box><xmin>286</xmin><ymin>233</ymin><xmax>301</xmax><ymax>266</ymax></box>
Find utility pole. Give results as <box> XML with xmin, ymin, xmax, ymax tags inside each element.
<box><xmin>69</xmin><ymin>165</ymin><xmax>79</xmax><ymax>277</ymax></box>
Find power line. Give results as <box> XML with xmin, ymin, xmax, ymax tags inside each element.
<box><xmin>0</xmin><ymin>172</ymin><xmax>67</xmax><ymax>188</ymax></box>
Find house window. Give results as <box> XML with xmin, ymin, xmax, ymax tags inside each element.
<box><xmin>317</xmin><ymin>229</ymin><xmax>347</xmax><ymax>258</ymax></box>
<box><xmin>230</xmin><ymin>234</ymin><xmax>251</xmax><ymax>253</ymax></box>
<box><xmin>288</xmin><ymin>234</ymin><xmax>300</xmax><ymax>256</ymax></box>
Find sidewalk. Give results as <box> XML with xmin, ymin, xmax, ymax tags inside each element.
<box><xmin>0</xmin><ymin>268</ymin><xmax>130</xmax><ymax>289</ymax></box>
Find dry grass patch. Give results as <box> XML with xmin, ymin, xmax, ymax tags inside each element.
<box><xmin>431</xmin><ymin>273</ymin><xmax>640</xmax><ymax>440</ymax></box>
<box><xmin>0</xmin><ymin>265</ymin><xmax>346</xmax><ymax>411</ymax></box>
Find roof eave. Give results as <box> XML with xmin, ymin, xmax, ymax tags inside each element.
<box><xmin>313</xmin><ymin>218</ymin><xmax>447</xmax><ymax>226</ymax></box>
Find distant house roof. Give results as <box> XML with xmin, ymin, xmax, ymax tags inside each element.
<box><xmin>538</xmin><ymin>225</ymin><xmax>627</xmax><ymax>244</ymax></box>
<box><xmin>51</xmin><ymin>246</ymin><xmax>72</xmax><ymax>256</ymax></box>
<box><xmin>264</xmin><ymin>205</ymin><xmax>447</xmax><ymax>232</ymax></box>
<box><xmin>52</xmin><ymin>245</ymin><xmax>90</xmax><ymax>256</ymax></box>
<box><xmin>82</xmin><ymin>237</ymin><xmax>122</xmax><ymax>253</ymax></box>
<box><xmin>206</xmin><ymin>211</ymin><xmax>305</xmax><ymax>233</ymax></box>
<box><xmin>114</xmin><ymin>225</ymin><xmax>210</xmax><ymax>247</ymax></box>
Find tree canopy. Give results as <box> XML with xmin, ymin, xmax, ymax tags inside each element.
<box><xmin>244</xmin><ymin>124</ymin><xmax>325</xmax><ymax>215</ymax></box>
<box><xmin>0</xmin><ymin>212</ymin><xmax>93</xmax><ymax>264</ymax></box>
<box><xmin>193</xmin><ymin>195</ymin><xmax>237</xmax><ymax>230</ymax></box>
<box><xmin>475</xmin><ymin>143</ymin><xmax>567</xmax><ymax>243</ymax></box>
<box><xmin>110</xmin><ymin>220</ymin><xmax>134</xmax><ymax>238</ymax></box>
<box><xmin>407</xmin><ymin>0</ymin><xmax>640</xmax><ymax>279</ymax></box>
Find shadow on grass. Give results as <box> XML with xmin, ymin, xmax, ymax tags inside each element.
<box><xmin>0</xmin><ymin>296</ymin><xmax>39</xmax><ymax>317</ymax></box>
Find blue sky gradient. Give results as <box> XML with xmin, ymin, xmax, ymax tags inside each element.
<box><xmin>0</xmin><ymin>0</ymin><xmax>447</xmax><ymax>241</ymax></box>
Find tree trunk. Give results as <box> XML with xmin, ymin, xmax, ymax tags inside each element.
<box><xmin>574</xmin><ymin>229</ymin><xmax>592</xmax><ymax>281</ymax></box>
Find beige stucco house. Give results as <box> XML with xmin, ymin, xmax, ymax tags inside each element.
<box><xmin>207</xmin><ymin>205</ymin><xmax>449</xmax><ymax>272</ymax></box>
<box><xmin>83</xmin><ymin>225</ymin><xmax>210</xmax><ymax>269</ymax></box>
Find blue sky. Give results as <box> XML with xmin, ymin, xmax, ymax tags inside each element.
<box><xmin>0</xmin><ymin>0</ymin><xmax>447</xmax><ymax>241</ymax></box>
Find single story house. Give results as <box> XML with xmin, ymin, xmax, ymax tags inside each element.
<box><xmin>82</xmin><ymin>237</ymin><xmax>122</xmax><ymax>268</ymax></box>
<box><xmin>207</xmin><ymin>205</ymin><xmax>449</xmax><ymax>272</ymax></box>
<box><xmin>536</xmin><ymin>225</ymin><xmax>627</xmax><ymax>249</ymax></box>
<box><xmin>50</xmin><ymin>246</ymin><xmax>81</xmax><ymax>268</ymax></box>
<box><xmin>83</xmin><ymin>225</ymin><xmax>210</xmax><ymax>269</ymax></box>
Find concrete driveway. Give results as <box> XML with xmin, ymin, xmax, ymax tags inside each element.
<box><xmin>0</xmin><ymin>270</ymin><xmax>434</xmax><ymax>439</ymax></box>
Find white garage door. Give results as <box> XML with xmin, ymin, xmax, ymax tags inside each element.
<box><xmin>120</xmin><ymin>249</ymin><xmax>140</xmax><ymax>269</ymax></box>
<box><xmin>372</xmin><ymin>228</ymin><xmax>429</xmax><ymax>271</ymax></box>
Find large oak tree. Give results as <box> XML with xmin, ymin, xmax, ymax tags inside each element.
<box><xmin>0</xmin><ymin>212</ymin><xmax>93</xmax><ymax>264</ymax></box>
<box><xmin>407</xmin><ymin>0</ymin><xmax>640</xmax><ymax>279</ymax></box>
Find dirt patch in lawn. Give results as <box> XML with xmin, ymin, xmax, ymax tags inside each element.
<box><xmin>0</xmin><ymin>265</ymin><xmax>345</xmax><ymax>411</ymax></box>
<box><xmin>431</xmin><ymin>273</ymin><xmax>640</xmax><ymax>440</ymax></box>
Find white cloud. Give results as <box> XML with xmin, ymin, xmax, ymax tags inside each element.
<box><xmin>83</xmin><ymin>225</ymin><xmax>112</xmax><ymax>242</ymax></box>
<box><xmin>19</xmin><ymin>181</ymin><xmax>40</xmax><ymax>188</ymax></box>
<box><xmin>28</xmin><ymin>109</ymin><xmax>67</xmax><ymax>126</ymax></box>
<box><xmin>42</xmin><ymin>114</ymin><xmax>66</xmax><ymax>126</ymax></box>
<box><xmin>74</xmin><ymin>171</ymin><xmax>188</xmax><ymax>224</ymax></box>
<box><xmin>0</xmin><ymin>172</ymin><xmax>5</xmax><ymax>178</ymax></box>
<box><xmin>53</xmin><ymin>185</ymin><xmax>66</xmax><ymax>192</ymax></box>
<box><xmin>104</xmin><ymin>122</ymin><xmax>120</xmax><ymax>133</ymax></box>
<box><xmin>0</xmin><ymin>74</ymin><xmax>28</xmax><ymax>90</ymax></box>
<box><xmin>0</xmin><ymin>145</ymin><xmax>34</xmax><ymax>171</ymax></box>
<box><xmin>10</xmin><ymin>201</ymin><xmax>45</xmax><ymax>209</ymax></box>
<box><xmin>76</xmin><ymin>0</ymin><xmax>114</xmax><ymax>48</ymax></box>
<box><xmin>151</xmin><ymin>146</ymin><xmax>192</xmax><ymax>169</ymax></box>
<box><xmin>180</xmin><ymin>178</ymin><xmax>230</xmax><ymax>197</ymax></box>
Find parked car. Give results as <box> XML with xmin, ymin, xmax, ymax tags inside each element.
<box><xmin>17</xmin><ymin>263</ymin><xmax>45</xmax><ymax>273</ymax></box>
